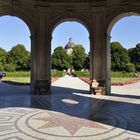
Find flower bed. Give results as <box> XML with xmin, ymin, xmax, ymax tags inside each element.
<box><xmin>51</xmin><ymin>77</ymin><xmax>60</xmax><ymax>83</ymax></box>
<box><xmin>79</xmin><ymin>77</ymin><xmax>91</xmax><ymax>84</ymax></box>
<box><xmin>111</xmin><ymin>79</ymin><xmax>140</xmax><ymax>86</ymax></box>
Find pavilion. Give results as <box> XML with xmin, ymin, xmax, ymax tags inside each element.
<box><xmin>0</xmin><ymin>0</ymin><xmax>139</xmax><ymax>95</ymax></box>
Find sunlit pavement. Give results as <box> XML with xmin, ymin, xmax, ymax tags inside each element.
<box><xmin>0</xmin><ymin>76</ymin><xmax>140</xmax><ymax>140</ymax></box>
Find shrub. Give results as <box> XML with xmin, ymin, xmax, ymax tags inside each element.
<box><xmin>0</xmin><ymin>63</ymin><xmax>4</xmax><ymax>71</ymax></box>
<box><xmin>124</xmin><ymin>63</ymin><xmax>135</xmax><ymax>72</ymax></box>
<box><xmin>75</xmin><ymin>71</ymin><xmax>90</xmax><ymax>77</ymax></box>
<box><xmin>135</xmin><ymin>64</ymin><xmax>140</xmax><ymax>72</ymax></box>
<box><xmin>4</xmin><ymin>64</ymin><xmax>16</xmax><ymax>72</ymax></box>
<box><xmin>51</xmin><ymin>70</ymin><xmax>66</xmax><ymax>77</ymax></box>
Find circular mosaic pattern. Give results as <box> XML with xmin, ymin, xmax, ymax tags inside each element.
<box><xmin>15</xmin><ymin>109</ymin><xmax>128</xmax><ymax>139</ymax></box>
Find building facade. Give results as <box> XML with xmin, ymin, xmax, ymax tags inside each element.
<box><xmin>0</xmin><ymin>0</ymin><xmax>140</xmax><ymax>95</ymax></box>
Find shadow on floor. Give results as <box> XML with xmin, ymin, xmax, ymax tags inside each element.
<box><xmin>0</xmin><ymin>83</ymin><xmax>140</xmax><ymax>133</ymax></box>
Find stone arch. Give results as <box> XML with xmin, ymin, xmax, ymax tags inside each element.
<box><xmin>0</xmin><ymin>3</ymin><xmax>35</xmax><ymax>91</ymax></box>
<box><xmin>49</xmin><ymin>12</ymin><xmax>90</xmax><ymax>35</ymax></box>
<box><xmin>105</xmin><ymin>11</ymin><xmax>140</xmax><ymax>95</ymax></box>
<box><xmin>50</xmin><ymin>14</ymin><xmax>91</xmax><ymax>86</ymax></box>
<box><xmin>107</xmin><ymin>12</ymin><xmax>140</xmax><ymax>35</ymax></box>
<box><xmin>0</xmin><ymin>7</ymin><xmax>34</xmax><ymax>35</ymax></box>
<box><xmin>0</xmin><ymin>14</ymin><xmax>33</xmax><ymax>38</ymax></box>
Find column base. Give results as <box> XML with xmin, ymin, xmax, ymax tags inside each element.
<box><xmin>35</xmin><ymin>80</ymin><xmax>51</xmax><ymax>95</ymax></box>
<box><xmin>91</xmin><ymin>86</ymin><xmax>105</xmax><ymax>95</ymax></box>
<box><xmin>90</xmin><ymin>80</ymin><xmax>106</xmax><ymax>95</ymax></box>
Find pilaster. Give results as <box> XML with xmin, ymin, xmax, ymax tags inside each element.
<box><xmin>30</xmin><ymin>33</ymin><xmax>37</xmax><ymax>92</ymax></box>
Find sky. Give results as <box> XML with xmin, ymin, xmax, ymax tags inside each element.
<box><xmin>0</xmin><ymin>16</ymin><xmax>31</xmax><ymax>51</ymax></box>
<box><xmin>111</xmin><ymin>16</ymin><xmax>140</xmax><ymax>48</ymax></box>
<box><xmin>0</xmin><ymin>15</ymin><xmax>140</xmax><ymax>53</ymax></box>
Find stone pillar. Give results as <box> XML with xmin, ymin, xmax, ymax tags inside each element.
<box><xmin>90</xmin><ymin>7</ymin><xmax>109</xmax><ymax>95</ymax></box>
<box><xmin>106</xmin><ymin>34</ymin><xmax>111</xmax><ymax>95</ymax></box>
<box><xmin>33</xmin><ymin>11</ymin><xmax>51</xmax><ymax>94</ymax></box>
<box><xmin>30</xmin><ymin>33</ymin><xmax>37</xmax><ymax>92</ymax></box>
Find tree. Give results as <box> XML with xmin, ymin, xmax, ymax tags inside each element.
<box><xmin>72</xmin><ymin>44</ymin><xmax>86</xmax><ymax>70</ymax></box>
<box><xmin>84</xmin><ymin>52</ymin><xmax>90</xmax><ymax>69</ymax></box>
<box><xmin>128</xmin><ymin>43</ymin><xmax>140</xmax><ymax>71</ymax></box>
<box><xmin>0</xmin><ymin>47</ymin><xmax>7</xmax><ymax>67</ymax></box>
<box><xmin>8</xmin><ymin>44</ymin><xmax>30</xmax><ymax>71</ymax></box>
<box><xmin>111</xmin><ymin>42</ymin><xmax>129</xmax><ymax>71</ymax></box>
<box><xmin>124</xmin><ymin>63</ymin><xmax>135</xmax><ymax>72</ymax></box>
<box><xmin>4</xmin><ymin>63</ymin><xmax>16</xmax><ymax>72</ymax></box>
<box><xmin>51</xmin><ymin>46</ymin><xmax>72</xmax><ymax>70</ymax></box>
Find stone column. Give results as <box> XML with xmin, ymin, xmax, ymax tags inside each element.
<box><xmin>90</xmin><ymin>7</ymin><xmax>109</xmax><ymax>95</ymax></box>
<box><xmin>105</xmin><ymin>34</ymin><xmax>111</xmax><ymax>95</ymax></box>
<box><xmin>30</xmin><ymin>33</ymin><xmax>37</xmax><ymax>92</ymax></box>
<box><xmin>33</xmin><ymin>10</ymin><xmax>51</xmax><ymax>95</ymax></box>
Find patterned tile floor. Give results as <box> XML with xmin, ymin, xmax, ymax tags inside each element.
<box><xmin>0</xmin><ymin>76</ymin><xmax>140</xmax><ymax>140</ymax></box>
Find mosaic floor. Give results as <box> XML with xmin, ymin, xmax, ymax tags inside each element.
<box><xmin>0</xmin><ymin>76</ymin><xmax>140</xmax><ymax>140</ymax></box>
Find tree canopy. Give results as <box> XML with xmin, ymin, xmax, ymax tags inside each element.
<box><xmin>0</xmin><ymin>44</ymin><xmax>30</xmax><ymax>71</ymax></box>
<box><xmin>0</xmin><ymin>47</ymin><xmax>7</xmax><ymax>71</ymax></box>
<box><xmin>128</xmin><ymin>43</ymin><xmax>140</xmax><ymax>71</ymax></box>
<box><xmin>51</xmin><ymin>46</ymin><xmax>72</xmax><ymax>70</ymax></box>
<box><xmin>111</xmin><ymin>42</ymin><xmax>129</xmax><ymax>71</ymax></box>
<box><xmin>8</xmin><ymin>44</ymin><xmax>30</xmax><ymax>71</ymax></box>
<box><xmin>84</xmin><ymin>52</ymin><xmax>90</xmax><ymax>69</ymax></box>
<box><xmin>72</xmin><ymin>44</ymin><xmax>86</xmax><ymax>70</ymax></box>
<box><xmin>51</xmin><ymin>45</ymin><xmax>87</xmax><ymax>71</ymax></box>
<box><xmin>1</xmin><ymin>41</ymin><xmax>140</xmax><ymax>72</ymax></box>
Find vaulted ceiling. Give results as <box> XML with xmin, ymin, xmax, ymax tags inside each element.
<box><xmin>0</xmin><ymin>0</ymin><xmax>139</xmax><ymax>7</ymax></box>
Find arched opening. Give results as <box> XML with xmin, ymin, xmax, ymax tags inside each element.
<box><xmin>108</xmin><ymin>13</ymin><xmax>140</xmax><ymax>96</ymax></box>
<box><xmin>0</xmin><ymin>15</ymin><xmax>31</xmax><ymax>93</ymax></box>
<box><xmin>51</xmin><ymin>20</ymin><xmax>90</xmax><ymax>95</ymax></box>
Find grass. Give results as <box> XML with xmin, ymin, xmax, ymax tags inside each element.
<box><xmin>2</xmin><ymin>71</ymin><xmax>140</xmax><ymax>84</ymax></box>
<box><xmin>111</xmin><ymin>77</ymin><xmax>139</xmax><ymax>83</ymax></box>
<box><xmin>4</xmin><ymin>71</ymin><xmax>66</xmax><ymax>77</ymax></box>
<box><xmin>3</xmin><ymin>76</ymin><xmax>139</xmax><ymax>85</ymax></box>
<box><xmin>75</xmin><ymin>71</ymin><xmax>90</xmax><ymax>77</ymax></box>
<box><xmin>4</xmin><ymin>71</ymin><xmax>136</xmax><ymax>78</ymax></box>
<box><xmin>111</xmin><ymin>71</ymin><xmax>135</xmax><ymax>77</ymax></box>
<box><xmin>51</xmin><ymin>70</ymin><xmax>66</xmax><ymax>77</ymax></box>
<box><xmin>5</xmin><ymin>71</ymin><xmax>30</xmax><ymax>77</ymax></box>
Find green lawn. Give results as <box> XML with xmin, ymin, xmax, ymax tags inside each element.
<box><xmin>2</xmin><ymin>71</ymin><xmax>140</xmax><ymax>84</ymax></box>
<box><xmin>5</xmin><ymin>72</ymin><xmax>30</xmax><ymax>77</ymax></box>
<box><xmin>2</xmin><ymin>77</ymin><xmax>139</xmax><ymax>84</ymax></box>
<box><xmin>111</xmin><ymin>77</ymin><xmax>139</xmax><ymax>83</ymax></box>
